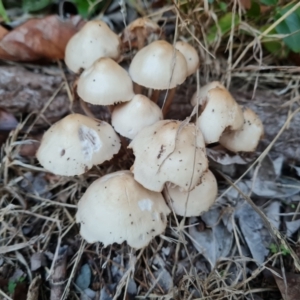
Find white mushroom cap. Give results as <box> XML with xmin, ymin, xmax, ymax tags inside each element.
<box><xmin>175</xmin><ymin>41</ymin><xmax>200</xmax><ymax>76</ymax></box>
<box><xmin>77</xmin><ymin>57</ymin><xmax>135</xmax><ymax>105</ymax></box>
<box><xmin>197</xmin><ymin>87</ymin><xmax>244</xmax><ymax>144</ymax></box>
<box><xmin>191</xmin><ymin>81</ymin><xmax>225</xmax><ymax>106</ymax></box>
<box><xmin>129</xmin><ymin>40</ymin><xmax>188</xmax><ymax>90</ymax></box>
<box><xmin>219</xmin><ymin>108</ymin><xmax>264</xmax><ymax>152</ymax></box>
<box><xmin>111</xmin><ymin>94</ymin><xmax>163</xmax><ymax>139</ymax></box>
<box><xmin>36</xmin><ymin>114</ymin><xmax>121</xmax><ymax>176</ymax></box>
<box><xmin>129</xmin><ymin>120</ymin><xmax>208</xmax><ymax>192</ymax></box>
<box><xmin>76</xmin><ymin>171</ymin><xmax>170</xmax><ymax>249</ymax></box>
<box><xmin>65</xmin><ymin>20</ymin><xmax>121</xmax><ymax>73</ymax></box>
<box><xmin>164</xmin><ymin>170</ymin><xmax>217</xmax><ymax>217</ymax></box>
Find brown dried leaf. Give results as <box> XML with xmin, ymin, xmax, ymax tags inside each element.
<box><xmin>0</xmin><ymin>107</ymin><xmax>18</xmax><ymax>147</ymax></box>
<box><xmin>0</xmin><ymin>15</ymin><xmax>85</xmax><ymax>61</ymax></box>
<box><xmin>273</xmin><ymin>271</ymin><xmax>300</xmax><ymax>300</ymax></box>
<box><xmin>26</xmin><ymin>276</ymin><xmax>41</xmax><ymax>300</ymax></box>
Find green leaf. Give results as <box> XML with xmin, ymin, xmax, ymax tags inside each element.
<box><xmin>270</xmin><ymin>243</ymin><xmax>278</xmax><ymax>254</ymax></box>
<box><xmin>71</xmin><ymin>0</ymin><xmax>107</xmax><ymax>19</ymax></box>
<box><xmin>0</xmin><ymin>0</ymin><xmax>10</xmax><ymax>22</ymax></box>
<box><xmin>219</xmin><ymin>2</ymin><xmax>227</xmax><ymax>12</ymax></box>
<box><xmin>247</xmin><ymin>1</ymin><xmax>261</xmax><ymax>18</ymax></box>
<box><xmin>275</xmin><ymin>4</ymin><xmax>300</xmax><ymax>53</ymax></box>
<box><xmin>260</xmin><ymin>0</ymin><xmax>277</xmax><ymax>5</ymax></box>
<box><xmin>22</xmin><ymin>0</ymin><xmax>52</xmax><ymax>12</ymax></box>
<box><xmin>207</xmin><ymin>12</ymin><xmax>240</xmax><ymax>44</ymax></box>
<box><xmin>8</xmin><ymin>281</ymin><xmax>17</xmax><ymax>294</ymax></box>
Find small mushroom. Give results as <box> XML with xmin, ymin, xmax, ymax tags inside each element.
<box><xmin>219</xmin><ymin>107</ymin><xmax>264</xmax><ymax>152</ymax></box>
<box><xmin>164</xmin><ymin>170</ymin><xmax>217</xmax><ymax>217</ymax></box>
<box><xmin>65</xmin><ymin>20</ymin><xmax>121</xmax><ymax>73</ymax></box>
<box><xmin>111</xmin><ymin>94</ymin><xmax>163</xmax><ymax>139</ymax></box>
<box><xmin>175</xmin><ymin>41</ymin><xmax>200</xmax><ymax>76</ymax></box>
<box><xmin>36</xmin><ymin>114</ymin><xmax>121</xmax><ymax>176</ymax></box>
<box><xmin>190</xmin><ymin>81</ymin><xmax>225</xmax><ymax>107</ymax></box>
<box><xmin>76</xmin><ymin>171</ymin><xmax>170</xmax><ymax>249</ymax></box>
<box><xmin>121</xmin><ymin>17</ymin><xmax>162</xmax><ymax>51</ymax></box>
<box><xmin>129</xmin><ymin>40</ymin><xmax>187</xmax><ymax>105</ymax></box>
<box><xmin>129</xmin><ymin>120</ymin><xmax>208</xmax><ymax>192</ymax></box>
<box><xmin>196</xmin><ymin>87</ymin><xmax>244</xmax><ymax>144</ymax></box>
<box><xmin>77</xmin><ymin>57</ymin><xmax>135</xmax><ymax>106</ymax></box>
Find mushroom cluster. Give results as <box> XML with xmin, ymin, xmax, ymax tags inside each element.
<box><xmin>35</xmin><ymin>18</ymin><xmax>264</xmax><ymax>250</ymax></box>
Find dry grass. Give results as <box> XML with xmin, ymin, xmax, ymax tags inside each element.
<box><xmin>1</xmin><ymin>0</ymin><xmax>300</xmax><ymax>299</ymax></box>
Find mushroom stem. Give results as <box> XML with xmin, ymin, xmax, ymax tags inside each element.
<box><xmin>151</xmin><ymin>89</ymin><xmax>160</xmax><ymax>103</ymax></box>
<box><xmin>80</xmin><ymin>98</ymin><xmax>96</xmax><ymax>119</ymax></box>
<box><xmin>162</xmin><ymin>87</ymin><xmax>176</xmax><ymax>116</ymax></box>
<box><xmin>134</xmin><ymin>82</ymin><xmax>143</xmax><ymax>94</ymax></box>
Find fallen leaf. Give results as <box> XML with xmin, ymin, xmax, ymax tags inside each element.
<box><xmin>189</xmin><ymin>208</ymin><xmax>233</xmax><ymax>267</ymax></box>
<box><xmin>75</xmin><ymin>264</ymin><xmax>91</xmax><ymax>291</ymax></box>
<box><xmin>273</xmin><ymin>269</ymin><xmax>300</xmax><ymax>300</ymax></box>
<box><xmin>0</xmin><ymin>15</ymin><xmax>85</xmax><ymax>61</ymax></box>
<box><xmin>0</xmin><ymin>107</ymin><xmax>18</xmax><ymax>131</ymax></box>
<box><xmin>235</xmin><ymin>202</ymin><xmax>270</xmax><ymax>264</ymax></box>
<box><xmin>0</xmin><ymin>25</ymin><xmax>8</xmax><ymax>39</ymax></box>
<box><xmin>30</xmin><ymin>253</ymin><xmax>46</xmax><ymax>271</ymax></box>
<box><xmin>26</xmin><ymin>276</ymin><xmax>41</xmax><ymax>300</ymax></box>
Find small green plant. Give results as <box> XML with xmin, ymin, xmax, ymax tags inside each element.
<box><xmin>270</xmin><ymin>243</ymin><xmax>291</xmax><ymax>256</ymax></box>
<box><xmin>7</xmin><ymin>276</ymin><xmax>26</xmax><ymax>295</ymax></box>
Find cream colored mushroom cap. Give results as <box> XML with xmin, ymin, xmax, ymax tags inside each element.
<box><xmin>129</xmin><ymin>120</ymin><xmax>208</xmax><ymax>192</ymax></box>
<box><xmin>65</xmin><ymin>20</ymin><xmax>121</xmax><ymax>73</ymax></box>
<box><xmin>112</xmin><ymin>94</ymin><xmax>163</xmax><ymax>139</ymax></box>
<box><xmin>164</xmin><ymin>170</ymin><xmax>217</xmax><ymax>217</ymax></box>
<box><xmin>129</xmin><ymin>40</ymin><xmax>188</xmax><ymax>90</ymax></box>
<box><xmin>197</xmin><ymin>87</ymin><xmax>244</xmax><ymax>144</ymax></box>
<box><xmin>77</xmin><ymin>57</ymin><xmax>135</xmax><ymax>105</ymax></box>
<box><xmin>219</xmin><ymin>108</ymin><xmax>264</xmax><ymax>152</ymax></box>
<box><xmin>175</xmin><ymin>41</ymin><xmax>200</xmax><ymax>76</ymax></box>
<box><xmin>191</xmin><ymin>81</ymin><xmax>225</xmax><ymax>106</ymax></box>
<box><xmin>76</xmin><ymin>171</ymin><xmax>170</xmax><ymax>249</ymax></box>
<box><xmin>36</xmin><ymin>114</ymin><xmax>121</xmax><ymax>176</ymax></box>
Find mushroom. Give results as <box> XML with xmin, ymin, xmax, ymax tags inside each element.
<box><xmin>219</xmin><ymin>107</ymin><xmax>264</xmax><ymax>152</ymax></box>
<box><xmin>196</xmin><ymin>87</ymin><xmax>244</xmax><ymax>144</ymax></box>
<box><xmin>111</xmin><ymin>94</ymin><xmax>163</xmax><ymax>139</ymax></box>
<box><xmin>129</xmin><ymin>40</ymin><xmax>187</xmax><ymax>110</ymax></box>
<box><xmin>77</xmin><ymin>57</ymin><xmax>135</xmax><ymax>106</ymax></box>
<box><xmin>164</xmin><ymin>170</ymin><xmax>217</xmax><ymax>217</ymax></box>
<box><xmin>65</xmin><ymin>20</ymin><xmax>121</xmax><ymax>73</ymax></box>
<box><xmin>175</xmin><ymin>41</ymin><xmax>200</xmax><ymax>77</ymax></box>
<box><xmin>128</xmin><ymin>120</ymin><xmax>208</xmax><ymax>192</ymax></box>
<box><xmin>36</xmin><ymin>114</ymin><xmax>121</xmax><ymax>176</ymax></box>
<box><xmin>121</xmin><ymin>17</ymin><xmax>162</xmax><ymax>51</ymax></box>
<box><xmin>190</xmin><ymin>81</ymin><xmax>225</xmax><ymax>107</ymax></box>
<box><xmin>76</xmin><ymin>170</ymin><xmax>170</xmax><ymax>249</ymax></box>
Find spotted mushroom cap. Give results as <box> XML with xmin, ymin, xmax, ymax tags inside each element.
<box><xmin>129</xmin><ymin>40</ymin><xmax>188</xmax><ymax>90</ymax></box>
<box><xmin>164</xmin><ymin>170</ymin><xmax>217</xmax><ymax>217</ymax></box>
<box><xmin>190</xmin><ymin>81</ymin><xmax>225</xmax><ymax>107</ymax></box>
<box><xmin>197</xmin><ymin>87</ymin><xmax>244</xmax><ymax>144</ymax></box>
<box><xmin>219</xmin><ymin>108</ymin><xmax>264</xmax><ymax>152</ymax></box>
<box><xmin>76</xmin><ymin>171</ymin><xmax>170</xmax><ymax>249</ymax></box>
<box><xmin>36</xmin><ymin>114</ymin><xmax>121</xmax><ymax>176</ymax></box>
<box><xmin>111</xmin><ymin>94</ymin><xmax>163</xmax><ymax>139</ymax></box>
<box><xmin>129</xmin><ymin>120</ymin><xmax>208</xmax><ymax>192</ymax></box>
<box><xmin>65</xmin><ymin>20</ymin><xmax>121</xmax><ymax>73</ymax></box>
<box><xmin>77</xmin><ymin>57</ymin><xmax>135</xmax><ymax>105</ymax></box>
<box><xmin>175</xmin><ymin>41</ymin><xmax>200</xmax><ymax>76</ymax></box>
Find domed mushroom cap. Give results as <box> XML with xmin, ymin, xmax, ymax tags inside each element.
<box><xmin>77</xmin><ymin>57</ymin><xmax>135</xmax><ymax>105</ymax></box>
<box><xmin>36</xmin><ymin>114</ymin><xmax>121</xmax><ymax>176</ymax></box>
<box><xmin>175</xmin><ymin>41</ymin><xmax>199</xmax><ymax>76</ymax></box>
<box><xmin>197</xmin><ymin>87</ymin><xmax>244</xmax><ymax>144</ymax></box>
<box><xmin>65</xmin><ymin>20</ymin><xmax>121</xmax><ymax>73</ymax></box>
<box><xmin>191</xmin><ymin>81</ymin><xmax>225</xmax><ymax>106</ymax></box>
<box><xmin>76</xmin><ymin>171</ymin><xmax>170</xmax><ymax>249</ymax></box>
<box><xmin>129</xmin><ymin>40</ymin><xmax>188</xmax><ymax>90</ymax></box>
<box><xmin>164</xmin><ymin>170</ymin><xmax>217</xmax><ymax>217</ymax></box>
<box><xmin>219</xmin><ymin>108</ymin><xmax>264</xmax><ymax>152</ymax></box>
<box><xmin>129</xmin><ymin>120</ymin><xmax>208</xmax><ymax>192</ymax></box>
<box><xmin>112</xmin><ymin>94</ymin><xmax>163</xmax><ymax>139</ymax></box>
